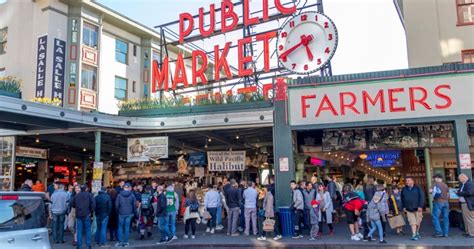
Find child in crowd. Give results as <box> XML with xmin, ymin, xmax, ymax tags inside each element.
<box><xmin>367</xmin><ymin>185</ymin><xmax>389</xmax><ymax>244</ymax></box>
<box><xmin>309</xmin><ymin>200</ymin><xmax>320</xmax><ymax>241</ymax></box>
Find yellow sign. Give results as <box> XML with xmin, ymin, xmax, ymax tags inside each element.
<box><xmin>93</xmin><ymin>168</ymin><xmax>103</xmax><ymax>180</ymax></box>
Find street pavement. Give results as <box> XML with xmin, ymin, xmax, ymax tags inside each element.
<box><xmin>51</xmin><ymin>214</ymin><xmax>474</xmax><ymax>249</ymax></box>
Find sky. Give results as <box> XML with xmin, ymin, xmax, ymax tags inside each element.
<box><xmin>97</xmin><ymin>0</ymin><xmax>408</xmax><ymax>77</ymax></box>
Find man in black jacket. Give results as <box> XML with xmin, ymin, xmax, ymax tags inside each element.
<box><xmin>95</xmin><ymin>187</ymin><xmax>112</xmax><ymax>246</ymax></box>
<box><xmin>363</xmin><ymin>176</ymin><xmax>376</xmax><ymax>202</ymax></box>
<box><xmin>401</xmin><ymin>176</ymin><xmax>425</xmax><ymax>241</ymax></box>
<box><xmin>71</xmin><ymin>185</ymin><xmax>95</xmax><ymax>249</ymax></box>
<box><xmin>155</xmin><ymin>185</ymin><xmax>170</xmax><ymax>244</ymax></box>
<box><xmin>458</xmin><ymin>173</ymin><xmax>474</xmax><ymax>237</ymax></box>
<box><xmin>224</xmin><ymin>179</ymin><xmax>241</xmax><ymax>236</ymax></box>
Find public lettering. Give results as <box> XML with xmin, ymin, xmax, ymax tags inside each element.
<box><xmin>315</xmin><ymin>94</ymin><xmax>338</xmax><ymax>117</ymax></box>
<box><xmin>362</xmin><ymin>90</ymin><xmax>385</xmax><ymax>114</ymax></box>
<box><xmin>301</xmin><ymin>94</ymin><xmax>316</xmax><ymax>118</ymax></box>
<box><xmin>434</xmin><ymin>84</ymin><xmax>452</xmax><ymax>109</ymax></box>
<box><xmin>409</xmin><ymin>86</ymin><xmax>431</xmax><ymax>110</ymax></box>
<box><xmin>192</xmin><ymin>50</ymin><xmax>208</xmax><ymax>86</ymax></box>
<box><xmin>340</xmin><ymin>92</ymin><xmax>360</xmax><ymax>115</ymax></box>
<box><xmin>388</xmin><ymin>88</ymin><xmax>406</xmax><ymax>112</ymax></box>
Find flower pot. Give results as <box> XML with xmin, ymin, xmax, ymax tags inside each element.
<box><xmin>0</xmin><ymin>90</ymin><xmax>21</xmax><ymax>99</ymax></box>
<box><xmin>119</xmin><ymin>106</ymin><xmax>192</xmax><ymax>117</ymax></box>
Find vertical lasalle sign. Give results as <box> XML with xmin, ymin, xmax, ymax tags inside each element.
<box><xmin>151</xmin><ymin>0</ymin><xmax>297</xmax><ymax>92</ymax></box>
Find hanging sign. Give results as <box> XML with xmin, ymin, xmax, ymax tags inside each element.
<box><xmin>16</xmin><ymin>146</ymin><xmax>48</xmax><ymax>159</ymax></box>
<box><xmin>52</xmin><ymin>38</ymin><xmax>66</xmax><ymax>105</ymax></box>
<box><xmin>92</xmin><ymin>162</ymin><xmax>103</xmax><ymax>180</ymax></box>
<box><xmin>208</xmin><ymin>151</ymin><xmax>246</xmax><ymax>171</ymax></box>
<box><xmin>127</xmin><ymin>137</ymin><xmax>168</xmax><ymax>162</ymax></box>
<box><xmin>459</xmin><ymin>154</ymin><xmax>472</xmax><ymax>169</ymax></box>
<box><xmin>188</xmin><ymin>152</ymin><xmax>207</xmax><ymax>166</ymax></box>
<box><xmin>35</xmin><ymin>35</ymin><xmax>47</xmax><ymax>98</ymax></box>
<box><xmin>279</xmin><ymin>157</ymin><xmax>289</xmax><ymax>172</ymax></box>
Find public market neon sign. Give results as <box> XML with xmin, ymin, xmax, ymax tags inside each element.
<box><xmin>152</xmin><ymin>0</ymin><xmax>296</xmax><ymax>92</ymax></box>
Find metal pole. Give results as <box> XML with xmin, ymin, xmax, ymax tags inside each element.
<box><xmin>424</xmin><ymin>148</ymin><xmax>433</xmax><ymax>212</ymax></box>
<box><xmin>95</xmin><ymin>131</ymin><xmax>101</xmax><ymax>163</ymax></box>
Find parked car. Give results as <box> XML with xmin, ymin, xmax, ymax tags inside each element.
<box><xmin>0</xmin><ymin>191</ymin><xmax>50</xmax><ymax>249</ymax></box>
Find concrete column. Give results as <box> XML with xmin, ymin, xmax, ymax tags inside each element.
<box><xmin>273</xmin><ymin>100</ymin><xmax>295</xmax><ymax>208</ymax></box>
<box><xmin>95</xmin><ymin>131</ymin><xmax>101</xmax><ymax>163</ymax></box>
<box><xmin>453</xmin><ymin>119</ymin><xmax>472</xmax><ymax>178</ymax></box>
<box><xmin>424</xmin><ymin>148</ymin><xmax>433</xmax><ymax>212</ymax></box>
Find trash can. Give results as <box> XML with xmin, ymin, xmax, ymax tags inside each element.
<box><xmin>279</xmin><ymin>206</ymin><xmax>294</xmax><ymax>237</ymax></box>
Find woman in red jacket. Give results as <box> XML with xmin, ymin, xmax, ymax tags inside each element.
<box><xmin>342</xmin><ymin>184</ymin><xmax>364</xmax><ymax>241</ymax></box>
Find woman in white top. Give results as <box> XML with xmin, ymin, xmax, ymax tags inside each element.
<box><xmin>316</xmin><ymin>184</ymin><xmax>334</xmax><ymax>236</ymax></box>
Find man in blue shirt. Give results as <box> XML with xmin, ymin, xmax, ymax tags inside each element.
<box><xmin>243</xmin><ymin>181</ymin><xmax>258</xmax><ymax>236</ymax></box>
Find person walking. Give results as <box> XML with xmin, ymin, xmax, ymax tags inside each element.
<box><xmin>457</xmin><ymin>173</ymin><xmax>474</xmax><ymax>238</ymax></box>
<box><xmin>50</xmin><ymin>183</ymin><xmax>69</xmax><ymax>244</ymax></box>
<box><xmin>401</xmin><ymin>176</ymin><xmax>425</xmax><ymax>241</ymax></box>
<box><xmin>204</xmin><ymin>184</ymin><xmax>221</xmax><ymax>234</ymax></box>
<box><xmin>303</xmin><ymin>182</ymin><xmax>316</xmax><ymax>232</ymax></box>
<box><xmin>316</xmin><ymin>184</ymin><xmax>334</xmax><ymax>236</ymax></box>
<box><xmin>257</xmin><ymin>186</ymin><xmax>281</xmax><ymax>241</ymax></box>
<box><xmin>388</xmin><ymin>185</ymin><xmax>405</xmax><ymax>235</ymax></box>
<box><xmin>71</xmin><ymin>184</ymin><xmax>95</xmax><ymax>249</ymax></box>
<box><xmin>243</xmin><ymin>181</ymin><xmax>258</xmax><ymax>236</ymax></box>
<box><xmin>431</xmin><ymin>174</ymin><xmax>450</xmax><ymax>238</ymax></box>
<box><xmin>155</xmin><ymin>186</ymin><xmax>171</xmax><ymax>244</ymax></box>
<box><xmin>363</xmin><ymin>176</ymin><xmax>376</xmax><ymax>202</ymax></box>
<box><xmin>32</xmin><ymin>179</ymin><xmax>45</xmax><ymax>192</ymax></box>
<box><xmin>138</xmin><ymin>185</ymin><xmax>154</xmax><ymax>240</ymax></box>
<box><xmin>224</xmin><ymin>179</ymin><xmax>241</xmax><ymax>236</ymax></box>
<box><xmin>95</xmin><ymin>187</ymin><xmax>112</xmax><ymax>247</ymax></box>
<box><xmin>165</xmin><ymin>182</ymin><xmax>179</xmax><ymax>240</ymax></box>
<box><xmin>183</xmin><ymin>190</ymin><xmax>200</xmax><ymax>239</ymax></box>
<box><xmin>309</xmin><ymin>200</ymin><xmax>320</xmax><ymax>240</ymax></box>
<box><xmin>290</xmin><ymin>180</ymin><xmax>304</xmax><ymax>239</ymax></box>
<box><xmin>366</xmin><ymin>185</ymin><xmax>389</xmax><ymax>244</ymax></box>
<box><xmin>342</xmin><ymin>184</ymin><xmax>363</xmax><ymax>241</ymax></box>
<box><xmin>115</xmin><ymin>183</ymin><xmax>137</xmax><ymax>247</ymax></box>
<box><xmin>107</xmin><ymin>188</ymin><xmax>118</xmax><ymax>242</ymax></box>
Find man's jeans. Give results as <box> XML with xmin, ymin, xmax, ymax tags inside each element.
<box><xmin>52</xmin><ymin>213</ymin><xmax>65</xmax><ymax>243</ymax></box>
<box><xmin>76</xmin><ymin>217</ymin><xmax>92</xmax><ymax>248</ymax></box>
<box><xmin>432</xmin><ymin>201</ymin><xmax>450</xmax><ymax>236</ymax></box>
<box><xmin>227</xmin><ymin>207</ymin><xmax>240</xmax><ymax>234</ymax></box>
<box><xmin>95</xmin><ymin>215</ymin><xmax>109</xmax><ymax>245</ymax></box>
<box><xmin>167</xmin><ymin>211</ymin><xmax>177</xmax><ymax>237</ymax></box>
<box><xmin>368</xmin><ymin>219</ymin><xmax>384</xmax><ymax>241</ymax></box>
<box><xmin>207</xmin><ymin>207</ymin><xmax>218</xmax><ymax>228</ymax></box>
<box><xmin>158</xmin><ymin>216</ymin><xmax>170</xmax><ymax>241</ymax></box>
<box><xmin>118</xmin><ymin>214</ymin><xmax>133</xmax><ymax>244</ymax></box>
<box><xmin>216</xmin><ymin>206</ymin><xmax>222</xmax><ymax>225</ymax></box>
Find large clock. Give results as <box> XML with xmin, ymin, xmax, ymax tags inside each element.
<box><xmin>276</xmin><ymin>11</ymin><xmax>338</xmax><ymax>74</ymax></box>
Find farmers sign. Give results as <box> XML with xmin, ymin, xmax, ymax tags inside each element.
<box><xmin>288</xmin><ymin>74</ymin><xmax>474</xmax><ymax>126</ymax></box>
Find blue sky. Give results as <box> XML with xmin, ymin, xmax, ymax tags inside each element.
<box><xmin>97</xmin><ymin>0</ymin><xmax>408</xmax><ymax>76</ymax></box>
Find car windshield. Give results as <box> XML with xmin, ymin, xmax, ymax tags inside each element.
<box><xmin>0</xmin><ymin>198</ymin><xmax>46</xmax><ymax>231</ymax></box>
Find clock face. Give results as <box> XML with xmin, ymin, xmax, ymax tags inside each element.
<box><xmin>276</xmin><ymin>11</ymin><xmax>338</xmax><ymax>74</ymax></box>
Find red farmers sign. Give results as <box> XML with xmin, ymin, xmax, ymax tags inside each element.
<box><xmin>152</xmin><ymin>0</ymin><xmax>296</xmax><ymax>92</ymax></box>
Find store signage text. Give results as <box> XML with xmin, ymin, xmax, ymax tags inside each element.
<box><xmin>35</xmin><ymin>35</ymin><xmax>47</xmax><ymax>98</ymax></box>
<box><xmin>208</xmin><ymin>151</ymin><xmax>246</xmax><ymax>171</ymax></box>
<box><xmin>52</xmin><ymin>38</ymin><xmax>66</xmax><ymax>105</ymax></box>
<box><xmin>288</xmin><ymin>75</ymin><xmax>474</xmax><ymax>126</ymax></box>
<box><xmin>16</xmin><ymin>146</ymin><xmax>48</xmax><ymax>159</ymax></box>
<box><xmin>152</xmin><ymin>0</ymin><xmax>296</xmax><ymax>92</ymax></box>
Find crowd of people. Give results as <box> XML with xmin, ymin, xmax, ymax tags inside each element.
<box><xmin>16</xmin><ymin>172</ymin><xmax>474</xmax><ymax>248</ymax></box>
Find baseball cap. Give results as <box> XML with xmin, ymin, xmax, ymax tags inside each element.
<box><xmin>311</xmin><ymin>200</ymin><xmax>319</xmax><ymax>206</ymax></box>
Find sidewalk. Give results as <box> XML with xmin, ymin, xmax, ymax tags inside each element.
<box><xmin>51</xmin><ymin>215</ymin><xmax>474</xmax><ymax>249</ymax></box>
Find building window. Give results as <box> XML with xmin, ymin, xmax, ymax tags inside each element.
<box><xmin>462</xmin><ymin>49</ymin><xmax>474</xmax><ymax>63</ymax></box>
<box><xmin>115</xmin><ymin>39</ymin><xmax>128</xmax><ymax>64</ymax></box>
<box><xmin>82</xmin><ymin>22</ymin><xmax>98</xmax><ymax>48</ymax></box>
<box><xmin>81</xmin><ymin>64</ymin><xmax>97</xmax><ymax>90</ymax></box>
<box><xmin>457</xmin><ymin>0</ymin><xmax>474</xmax><ymax>25</ymax></box>
<box><xmin>0</xmin><ymin>27</ymin><xmax>7</xmax><ymax>54</ymax></box>
<box><xmin>115</xmin><ymin>76</ymin><xmax>127</xmax><ymax>100</ymax></box>
<box><xmin>133</xmin><ymin>45</ymin><xmax>137</xmax><ymax>57</ymax></box>
<box><xmin>132</xmin><ymin>81</ymin><xmax>136</xmax><ymax>93</ymax></box>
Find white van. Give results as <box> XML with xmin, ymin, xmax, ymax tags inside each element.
<box><xmin>0</xmin><ymin>192</ymin><xmax>51</xmax><ymax>249</ymax></box>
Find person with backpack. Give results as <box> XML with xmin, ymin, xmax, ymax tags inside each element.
<box><xmin>366</xmin><ymin>185</ymin><xmax>389</xmax><ymax>244</ymax></box>
<box><xmin>388</xmin><ymin>185</ymin><xmax>405</xmax><ymax>235</ymax></box>
<box><xmin>342</xmin><ymin>184</ymin><xmax>363</xmax><ymax>241</ymax></box>
<box><xmin>303</xmin><ymin>182</ymin><xmax>316</xmax><ymax>232</ymax></box>
<box><xmin>139</xmin><ymin>185</ymin><xmax>154</xmax><ymax>240</ymax></box>
<box><xmin>316</xmin><ymin>184</ymin><xmax>334</xmax><ymax>236</ymax></box>
<box><xmin>401</xmin><ymin>176</ymin><xmax>425</xmax><ymax>241</ymax></box>
<box><xmin>116</xmin><ymin>183</ymin><xmax>138</xmax><ymax>247</ymax></box>
<box><xmin>183</xmin><ymin>190</ymin><xmax>200</xmax><ymax>239</ymax></box>
<box><xmin>290</xmin><ymin>180</ymin><xmax>304</xmax><ymax>239</ymax></box>
<box><xmin>431</xmin><ymin>174</ymin><xmax>450</xmax><ymax>238</ymax></box>
<box><xmin>155</xmin><ymin>185</ymin><xmax>171</xmax><ymax>244</ymax></box>
<box><xmin>95</xmin><ymin>187</ymin><xmax>112</xmax><ymax>247</ymax></box>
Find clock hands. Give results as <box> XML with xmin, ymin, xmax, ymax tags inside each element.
<box><xmin>279</xmin><ymin>34</ymin><xmax>314</xmax><ymax>62</ymax></box>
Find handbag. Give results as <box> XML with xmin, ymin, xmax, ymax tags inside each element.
<box><xmin>387</xmin><ymin>214</ymin><xmax>406</xmax><ymax>229</ymax></box>
<box><xmin>202</xmin><ymin>211</ymin><xmax>212</xmax><ymax>221</ymax></box>
<box><xmin>263</xmin><ymin>218</ymin><xmax>275</xmax><ymax>232</ymax></box>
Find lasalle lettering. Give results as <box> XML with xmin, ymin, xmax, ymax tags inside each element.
<box><xmin>152</xmin><ymin>0</ymin><xmax>296</xmax><ymax>92</ymax></box>
<box><xmin>300</xmin><ymin>84</ymin><xmax>452</xmax><ymax>118</ymax></box>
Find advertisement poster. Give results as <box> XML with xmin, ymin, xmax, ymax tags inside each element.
<box><xmin>52</xmin><ymin>38</ymin><xmax>66</xmax><ymax>105</ymax></box>
<box><xmin>35</xmin><ymin>35</ymin><xmax>47</xmax><ymax>98</ymax></box>
<box><xmin>127</xmin><ymin>137</ymin><xmax>168</xmax><ymax>162</ymax></box>
<box><xmin>460</xmin><ymin>154</ymin><xmax>472</xmax><ymax>169</ymax></box>
<box><xmin>279</xmin><ymin>157</ymin><xmax>289</xmax><ymax>172</ymax></box>
<box><xmin>418</xmin><ymin>124</ymin><xmax>454</xmax><ymax>147</ymax></box>
<box><xmin>92</xmin><ymin>162</ymin><xmax>103</xmax><ymax>180</ymax></box>
<box><xmin>322</xmin><ymin>129</ymin><xmax>366</xmax><ymax>151</ymax></box>
<box><xmin>188</xmin><ymin>152</ymin><xmax>207</xmax><ymax>166</ymax></box>
<box><xmin>208</xmin><ymin>151</ymin><xmax>246</xmax><ymax>171</ymax></box>
<box><xmin>369</xmin><ymin>127</ymin><xmax>419</xmax><ymax>149</ymax></box>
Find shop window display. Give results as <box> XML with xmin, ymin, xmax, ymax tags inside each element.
<box><xmin>0</xmin><ymin>136</ymin><xmax>14</xmax><ymax>190</ymax></box>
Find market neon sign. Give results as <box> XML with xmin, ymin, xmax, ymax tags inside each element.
<box><xmin>152</xmin><ymin>0</ymin><xmax>296</xmax><ymax>92</ymax></box>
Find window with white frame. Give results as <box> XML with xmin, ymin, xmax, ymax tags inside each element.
<box><xmin>81</xmin><ymin>64</ymin><xmax>97</xmax><ymax>90</ymax></box>
<box><xmin>82</xmin><ymin>22</ymin><xmax>98</xmax><ymax>48</ymax></box>
<box><xmin>115</xmin><ymin>76</ymin><xmax>127</xmax><ymax>100</ymax></box>
<box><xmin>115</xmin><ymin>39</ymin><xmax>128</xmax><ymax>64</ymax></box>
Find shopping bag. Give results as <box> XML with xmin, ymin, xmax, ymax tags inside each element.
<box><xmin>387</xmin><ymin>214</ymin><xmax>406</xmax><ymax>229</ymax></box>
<box><xmin>263</xmin><ymin>218</ymin><xmax>275</xmax><ymax>232</ymax></box>
<box><xmin>202</xmin><ymin>211</ymin><xmax>212</xmax><ymax>221</ymax></box>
